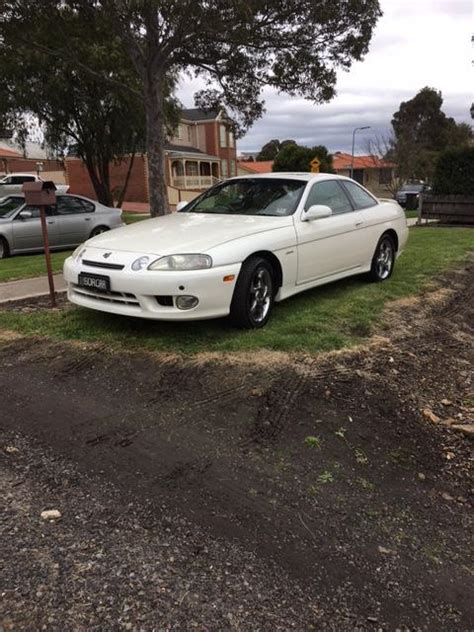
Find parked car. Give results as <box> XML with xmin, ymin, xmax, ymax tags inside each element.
<box><xmin>0</xmin><ymin>173</ymin><xmax>69</xmax><ymax>196</ymax></box>
<box><xmin>395</xmin><ymin>182</ymin><xmax>431</xmax><ymax>208</ymax></box>
<box><xmin>0</xmin><ymin>194</ymin><xmax>123</xmax><ymax>258</ymax></box>
<box><xmin>64</xmin><ymin>174</ymin><xmax>408</xmax><ymax>329</ymax></box>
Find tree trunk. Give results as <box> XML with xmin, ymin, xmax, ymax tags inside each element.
<box><xmin>83</xmin><ymin>155</ymin><xmax>113</xmax><ymax>207</ymax></box>
<box><xmin>116</xmin><ymin>150</ymin><xmax>136</xmax><ymax>209</ymax></box>
<box><xmin>144</xmin><ymin>76</ymin><xmax>169</xmax><ymax>217</ymax></box>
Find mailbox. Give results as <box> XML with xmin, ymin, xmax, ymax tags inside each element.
<box><xmin>22</xmin><ymin>180</ymin><xmax>57</xmax><ymax>206</ymax></box>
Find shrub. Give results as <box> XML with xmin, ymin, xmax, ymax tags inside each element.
<box><xmin>432</xmin><ymin>147</ymin><xmax>474</xmax><ymax>195</ymax></box>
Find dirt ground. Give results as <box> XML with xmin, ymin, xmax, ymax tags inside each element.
<box><xmin>1</xmin><ymin>263</ymin><xmax>473</xmax><ymax>631</ymax></box>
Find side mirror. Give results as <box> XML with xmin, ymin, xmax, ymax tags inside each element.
<box><xmin>18</xmin><ymin>209</ymin><xmax>33</xmax><ymax>220</ymax></box>
<box><xmin>176</xmin><ymin>200</ymin><xmax>188</xmax><ymax>212</ymax></box>
<box><xmin>303</xmin><ymin>204</ymin><xmax>332</xmax><ymax>221</ymax></box>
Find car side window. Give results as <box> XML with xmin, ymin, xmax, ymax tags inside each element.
<box><xmin>21</xmin><ymin>205</ymin><xmax>56</xmax><ymax>218</ymax></box>
<box><xmin>11</xmin><ymin>176</ymin><xmax>35</xmax><ymax>185</ymax></box>
<box><xmin>57</xmin><ymin>196</ymin><xmax>93</xmax><ymax>215</ymax></box>
<box><xmin>304</xmin><ymin>180</ymin><xmax>353</xmax><ymax>214</ymax></box>
<box><xmin>342</xmin><ymin>181</ymin><xmax>377</xmax><ymax>209</ymax></box>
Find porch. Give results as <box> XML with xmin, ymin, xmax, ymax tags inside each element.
<box><xmin>169</xmin><ymin>157</ymin><xmax>221</xmax><ymax>190</ymax></box>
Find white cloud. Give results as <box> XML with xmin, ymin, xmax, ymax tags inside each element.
<box><xmin>177</xmin><ymin>0</ymin><xmax>473</xmax><ymax>153</ymax></box>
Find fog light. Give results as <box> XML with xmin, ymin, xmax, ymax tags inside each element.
<box><xmin>176</xmin><ymin>295</ymin><xmax>199</xmax><ymax>310</ymax></box>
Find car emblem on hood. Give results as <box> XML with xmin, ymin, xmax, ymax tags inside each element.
<box><xmin>103</xmin><ymin>252</ymin><xmax>112</xmax><ymax>259</ymax></box>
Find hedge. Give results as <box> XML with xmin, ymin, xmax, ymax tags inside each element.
<box><xmin>432</xmin><ymin>147</ymin><xmax>474</xmax><ymax>195</ymax></box>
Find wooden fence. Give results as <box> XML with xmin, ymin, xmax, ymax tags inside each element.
<box><xmin>419</xmin><ymin>195</ymin><xmax>474</xmax><ymax>225</ymax></box>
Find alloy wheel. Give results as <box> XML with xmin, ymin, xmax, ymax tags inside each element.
<box><xmin>376</xmin><ymin>238</ymin><xmax>394</xmax><ymax>280</ymax></box>
<box><xmin>248</xmin><ymin>267</ymin><xmax>272</xmax><ymax>324</ymax></box>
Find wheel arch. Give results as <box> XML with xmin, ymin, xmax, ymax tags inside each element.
<box><xmin>244</xmin><ymin>250</ymin><xmax>283</xmax><ymax>294</ymax></box>
<box><xmin>382</xmin><ymin>229</ymin><xmax>399</xmax><ymax>252</ymax></box>
<box><xmin>0</xmin><ymin>233</ymin><xmax>10</xmax><ymax>257</ymax></box>
<box><xmin>89</xmin><ymin>225</ymin><xmax>110</xmax><ymax>238</ymax></box>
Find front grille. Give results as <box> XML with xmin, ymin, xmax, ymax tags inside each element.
<box><xmin>82</xmin><ymin>259</ymin><xmax>125</xmax><ymax>270</ymax></box>
<box><xmin>72</xmin><ymin>284</ymin><xmax>139</xmax><ymax>307</ymax></box>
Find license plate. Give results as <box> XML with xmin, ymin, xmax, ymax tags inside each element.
<box><xmin>78</xmin><ymin>272</ymin><xmax>111</xmax><ymax>292</ymax></box>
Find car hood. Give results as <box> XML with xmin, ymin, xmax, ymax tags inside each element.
<box><xmin>85</xmin><ymin>212</ymin><xmax>293</xmax><ymax>255</ymax></box>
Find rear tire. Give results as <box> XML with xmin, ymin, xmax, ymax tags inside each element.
<box><xmin>90</xmin><ymin>226</ymin><xmax>110</xmax><ymax>238</ymax></box>
<box><xmin>368</xmin><ymin>234</ymin><xmax>395</xmax><ymax>282</ymax></box>
<box><xmin>230</xmin><ymin>256</ymin><xmax>274</xmax><ymax>329</ymax></box>
<box><xmin>0</xmin><ymin>236</ymin><xmax>9</xmax><ymax>259</ymax></box>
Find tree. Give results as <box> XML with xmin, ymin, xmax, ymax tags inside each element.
<box><xmin>2</xmin><ymin>0</ymin><xmax>381</xmax><ymax>215</ymax></box>
<box><xmin>0</xmin><ymin>7</ymin><xmax>179</xmax><ymax>206</ymax></box>
<box><xmin>273</xmin><ymin>144</ymin><xmax>334</xmax><ymax>173</ymax></box>
<box><xmin>391</xmin><ymin>87</ymin><xmax>472</xmax><ymax>182</ymax></box>
<box><xmin>257</xmin><ymin>139</ymin><xmax>296</xmax><ymax>161</ymax></box>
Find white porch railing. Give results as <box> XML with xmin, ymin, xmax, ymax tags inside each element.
<box><xmin>172</xmin><ymin>175</ymin><xmax>220</xmax><ymax>190</ymax></box>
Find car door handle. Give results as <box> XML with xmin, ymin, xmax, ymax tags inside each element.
<box><xmin>355</xmin><ymin>220</ymin><xmax>364</xmax><ymax>227</ymax></box>
<box><xmin>84</xmin><ymin>217</ymin><xmax>91</xmax><ymax>221</ymax></box>
<box><xmin>47</xmin><ymin>221</ymin><xmax>55</xmax><ymax>225</ymax></box>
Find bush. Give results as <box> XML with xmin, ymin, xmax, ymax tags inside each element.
<box><xmin>432</xmin><ymin>147</ymin><xmax>474</xmax><ymax>195</ymax></box>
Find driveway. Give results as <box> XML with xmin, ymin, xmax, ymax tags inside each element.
<box><xmin>1</xmin><ymin>263</ymin><xmax>473</xmax><ymax>630</ymax></box>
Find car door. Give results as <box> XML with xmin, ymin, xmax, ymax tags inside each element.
<box><xmin>294</xmin><ymin>179</ymin><xmax>367</xmax><ymax>284</ymax></box>
<box><xmin>55</xmin><ymin>196</ymin><xmax>95</xmax><ymax>246</ymax></box>
<box><xmin>12</xmin><ymin>204</ymin><xmax>60</xmax><ymax>251</ymax></box>
<box><xmin>340</xmin><ymin>180</ymin><xmax>389</xmax><ymax>266</ymax></box>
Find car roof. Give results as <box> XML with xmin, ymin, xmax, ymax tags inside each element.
<box><xmin>228</xmin><ymin>172</ymin><xmax>349</xmax><ymax>183</ymax></box>
<box><xmin>2</xmin><ymin>172</ymin><xmax>38</xmax><ymax>177</ymax></box>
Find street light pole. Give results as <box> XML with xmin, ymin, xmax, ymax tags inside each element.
<box><xmin>350</xmin><ymin>126</ymin><xmax>371</xmax><ymax>179</ymax></box>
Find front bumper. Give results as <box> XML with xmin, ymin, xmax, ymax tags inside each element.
<box><xmin>63</xmin><ymin>255</ymin><xmax>241</xmax><ymax>321</ymax></box>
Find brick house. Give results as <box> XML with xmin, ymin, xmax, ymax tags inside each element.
<box><xmin>332</xmin><ymin>152</ymin><xmax>396</xmax><ymax>197</ymax></box>
<box><xmin>166</xmin><ymin>108</ymin><xmax>237</xmax><ymax>189</ymax></box>
<box><xmin>65</xmin><ymin>107</ymin><xmax>237</xmax><ymax>209</ymax></box>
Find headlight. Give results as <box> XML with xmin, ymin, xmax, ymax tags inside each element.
<box><xmin>148</xmin><ymin>254</ymin><xmax>212</xmax><ymax>271</ymax></box>
<box><xmin>72</xmin><ymin>246</ymin><xmax>86</xmax><ymax>261</ymax></box>
<box><xmin>131</xmin><ymin>256</ymin><xmax>150</xmax><ymax>271</ymax></box>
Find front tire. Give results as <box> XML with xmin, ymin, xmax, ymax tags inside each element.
<box><xmin>369</xmin><ymin>234</ymin><xmax>395</xmax><ymax>282</ymax></box>
<box><xmin>230</xmin><ymin>256</ymin><xmax>274</xmax><ymax>329</ymax></box>
<box><xmin>0</xmin><ymin>236</ymin><xmax>9</xmax><ymax>259</ymax></box>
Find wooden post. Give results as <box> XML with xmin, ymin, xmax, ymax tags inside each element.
<box><xmin>39</xmin><ymin>205</ymin><xmax>56</xmax><ymax>307</ymax></box>
<box><xmin>417</xmin><ymin>193</ymin><xmax>423</xmax><ymax>225</ymax></box>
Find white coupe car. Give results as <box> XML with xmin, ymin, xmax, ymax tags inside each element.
<box><xmin>64</xmin><ymin>173</ymin><xmax>408</xmax><ymax>329</ymax></box>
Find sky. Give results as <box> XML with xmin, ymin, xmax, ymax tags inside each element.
<box><xmin>177</xmin><ymin>0</ymin><xmax>473</xmax><ymax>155</ymax></box>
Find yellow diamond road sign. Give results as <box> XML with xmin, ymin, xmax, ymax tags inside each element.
<box><xmin>310</xmin><ymin>158</ymin><xmax>321</xmax><ymax>173</ymax></box>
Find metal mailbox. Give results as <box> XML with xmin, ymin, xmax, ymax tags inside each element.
<box><xmin>22</xmin><ymin>180</ymin><xmax>57</xmax><ymax>206</ymax></box>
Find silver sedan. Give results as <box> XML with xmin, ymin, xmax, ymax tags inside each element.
<box><xmin>0</xmin><ymin>194</ymin><xmax>123</xmax><ymax>258</ymax></box>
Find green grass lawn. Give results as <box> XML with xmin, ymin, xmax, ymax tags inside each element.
<box><xmin>122</xmin><ymin>212</ymin><xmax>151</xmax><ymax>224</ymax></box>
<box><xmin>0</xmin><ymin>227</ymin><xmax>472</xmax><ymax>354</ymax></box>
<box><xmin>0</xmin><ymin>250</ymin><xmax>73</xmax><ymax>283</ymax></box>
<box><xmin>0</xmin><ymin>212</ymin><xmax>150</xmax><ymax>283</ymax></box>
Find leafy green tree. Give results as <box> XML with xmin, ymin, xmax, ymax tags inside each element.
<box><xmin>0</xmin><ymin>7</ymin><xmax>180</xmax><ymax>206</ymax></box>
<box><xmin>391</xmin><ymin>87</ymin><xmax>472</xmax><ymax>182</ymax></box>
<box><xmin>257</xmin><ymin>139</ymin><xmax>296</xmax><ymax>161</ymax></box>
<box><xmin>273</xmin><ymin>144</ymin><xmax>334</xmax><ymax>173</ymax></box>
<box><xmin>2</xmin><ymin>0</ymin><xmax>381</xmax><ymax>215</ymax></box>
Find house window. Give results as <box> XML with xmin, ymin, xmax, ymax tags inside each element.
<box><xmin>229</xmin><ymin>132</ymin><xmax>235</xmax><ymax>148</ymax></box>
<box><xmin>221</xmin><ymin>160</ymin><xmax>228</xmax><ymax>178</ymax></box>
<box><xmin>230</xmin><ymin>160</ymin><xmax>236</xmax><ymax>176</ymax></box>
<box><xmin>219</xmin><ymin>125</ymin><xmax>227</xmax><ymax>148</ymax></box>
<box><xmin>187</xmin><ymin>126</ymin><xmax>192</xmax><ymax>142</ymax></box>
<box><xmin>379</xmin><ymin>168</ymin><xmax>392</xmax><ymax>185</ymax></box>
<box><xmin>186</xmin><ymin>161</ymin><xmax>198</xmax><ymax>176</ymax></box>
<box><xmin>176</xmin><ymin>124</ymin><xmax>183</xmax><ymax>140</ymax></box>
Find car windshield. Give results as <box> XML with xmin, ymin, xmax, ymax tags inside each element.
<box><xmin>0</xmin><ymin>196</ymin><xmax>24</xmax><ymax>218</ymax></box>
<box><xmin>182</xmin><ymin>178</ymin><xmax>307</xmax><ymax>216</ymax></box>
